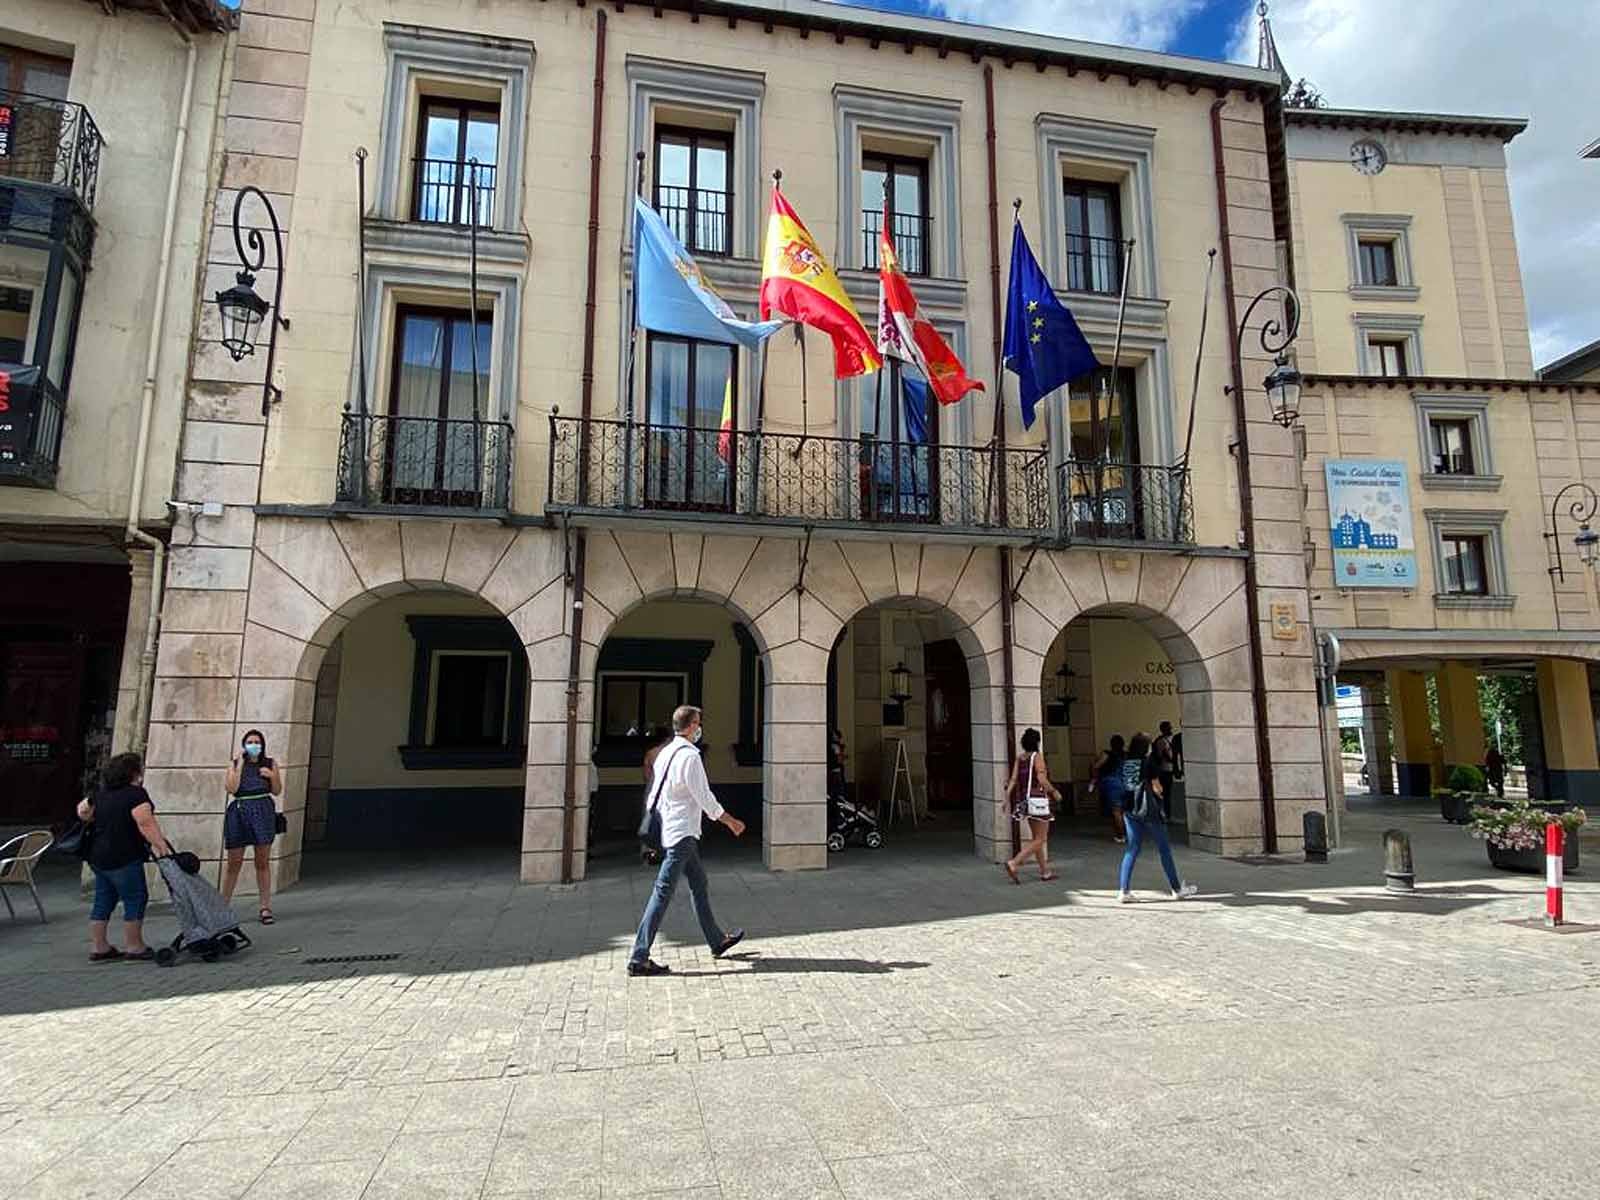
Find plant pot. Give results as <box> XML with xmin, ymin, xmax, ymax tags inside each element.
<box><xmin>1439</xmin><ymin>791</ymin><xmax>1477</xmax><ymax>824</ymax></box>
<box><xmin>1487</xmin><ymin>839</ymin><xmax>1579</xmax><ymax>874</ymax></box>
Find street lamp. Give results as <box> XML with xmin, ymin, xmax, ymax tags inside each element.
<box><xmin>1546</xmin><ymin>481</ymin><xmax>1600</xmax><ymax>581</ymax></box>
<box><xmin>1230</xmin><ymin>284</ymin><xmax>1303</xmax><ymax>428</ymax></box>
<box><xmin>213</xmin><ymin>185</ymin><xmax>289</xmax><ymax>417</ymax></box>
<box><xmin>1048</xmin><ymin>661</ymin><xmax>1077</xmax><ymax>728</ymax></box>
<box><xmin>888</xmin><ymin>662</ymin><xmax>912</xmax><ymax>704</ymax></box>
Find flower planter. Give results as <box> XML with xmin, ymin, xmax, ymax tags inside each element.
<box><xmin>1487</xmin><ymin>839</ymin><xmax>1579</xmax><ymax>874</ymax></box>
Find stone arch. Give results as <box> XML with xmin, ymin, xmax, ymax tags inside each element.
<box><xmin>239</xmin><ymin>516</ymin><xmax>569</xmax><ymax>885</ymax></box>
<box><xmin>1012</xmin><ymin>548</ymin><xmax>1257</xmax><ymax>854</ymax></box>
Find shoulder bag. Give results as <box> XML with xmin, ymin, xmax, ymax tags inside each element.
<box><xmin>638</xmin><ymin>745</ymin><xmax>690</xmax><ymax>854</ymax></box>
<box><xmin>1131</xmin><ymin>773</ymin><xmax>1164</xmax><ymax>826</ymax></box>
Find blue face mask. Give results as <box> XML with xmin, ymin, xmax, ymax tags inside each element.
<box><xmin>244</xmin><ymin>743</ymin><xmax>263</xmax><ymax>759</ymax></box>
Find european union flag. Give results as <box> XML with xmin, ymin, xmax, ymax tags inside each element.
<box><xmin>1002</xmin><ymin>221</ymin><xmax>1098</xmax><ymax>429</ymax></box>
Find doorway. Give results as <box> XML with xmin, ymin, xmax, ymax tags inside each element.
<box><xmin>923</xmin><ymin>638</ymin><xmax>971</xmax><ymax>812</ymax></box>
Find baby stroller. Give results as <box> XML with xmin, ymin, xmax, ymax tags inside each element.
<box><xmin>153</xmin><ymin>853</ymin><xmax>253</xmax><ymax>966</ymax></box>
<box><xmin>827</xmin><ymin>790</ymin><xmax>884</xmax><ymax>852</ymax></box>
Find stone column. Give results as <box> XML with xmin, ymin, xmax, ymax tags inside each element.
<box><xmin>1387</xmin><ymin>668</ymin><xmax>1434</xmax><ymax>797</ymax></box>
<box><xmin>1360</xmin><ymin>679</ymin><xmax>1395</xmax><ymax>795</ymax></box>
<box><xmin>1536</xmin><ymin>658</ymin><xmax>1600</xmax><ymax>804</ymax></box>
<box><xmin>112</xmin><ymin>548</ymin><xmax>155</xmax><ymax>754</ymax></box>
<box><xmin>1436</xmin><ymin>662</ymin><xmax>1487</xmax><ymax>785</ymax></box>
<box><xmin>304</xmin><ymin>639</ymin><xmax>340</xmax><ymax>846</ymax></box>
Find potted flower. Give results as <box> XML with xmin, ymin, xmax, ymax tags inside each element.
<box><xmin>1467</xmin><ymin>796</ymin><xmax>1585</xmax><ymax>873</ymax></box>
<box><xmin>1437</xmin><ymin>765</ymin><xmax>1489</xmax><ymax>824</ymax></box>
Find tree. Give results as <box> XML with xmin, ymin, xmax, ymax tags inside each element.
<box><xmin>1479</xmin><ymin>674</ymin><xmax>1534</xmax><ymax>766</ymax></box>
<box><xmin>1283</xmin><ymin>77</ymin><xmax>1327</xmax><ymax>109</ymax></box>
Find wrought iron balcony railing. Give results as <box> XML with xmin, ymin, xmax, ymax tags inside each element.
<box><xmin>0</xmin><ymin>365</ymin><xmax>66</xmax><ymax>488</ymax></box>
<box><xmin>862</xmin><ymin>209</ymin><xmax>932</xmax><ymax>275</ymax></box>
<box><xmin>336</xmin><ymin>411</ymin><xmax>513</xmax><ymax>512</ymax></box>
<box><xmin>411</xmin><ymin>156</ymin><xmax>496</xmax><ymax>227</ymax></box>
<box><xmin>654</xmin><ymin>185</ymin><xmax>731</xmax><ymax>256</ymax></box>
<box><xmin>548</xmin><ymin>416</ymin><xmax>1052</xmax><ymax>535</ymax></box>
<box><xmin>1064</xmin><ymin>233</ymin><xmax>1125</xmax><ymax>296</ymax></box>
<box><xmin>0</xmin><ymin>91</ymin><xmax>104</xmax><ymax>213</ymax></box>
<box><xmin>1057</xmin><ymin>458</ymin><xmax>1193</xmax><ymax>546</ymax></box>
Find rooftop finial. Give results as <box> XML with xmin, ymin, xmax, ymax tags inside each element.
<box><xmin>1257</xmin><ymin>0</ymin><xmax>1290</xmax><ymax>85</ymax></box>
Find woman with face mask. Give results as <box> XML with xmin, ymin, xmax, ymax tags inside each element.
<box><xmin>222</xmin><ymin>728</ymin><xmax>283</xmax><ymax>923</ymax></box>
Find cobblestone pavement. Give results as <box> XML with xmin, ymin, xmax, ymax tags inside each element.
<box><xmin>4</xmin><ymin>801</ymin><xmax>1599</xmax><ymax>1199</ymax></box>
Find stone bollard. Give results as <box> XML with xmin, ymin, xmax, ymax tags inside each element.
<box><xmin>1303</xmin><ymin>811</ymin><xmax>1329</xmax><ymax>863</ymax></box>
<box><xmin>1383</xmin><ymin>829</ymin><xmax>1414</xmax><ymax>893</ymax></box>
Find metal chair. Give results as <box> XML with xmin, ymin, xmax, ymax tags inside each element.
<box><xmin>0</xmin><ymin>830</ymin><xmax>54</xmax><ymax>923</ymax></box>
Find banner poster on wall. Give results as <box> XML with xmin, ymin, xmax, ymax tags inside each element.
<box><xmin>1324</xmin><ymin>459</ymin><xmax>1418</xmax><ymax>589</ymax></box>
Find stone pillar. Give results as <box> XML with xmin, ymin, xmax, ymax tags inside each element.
<box><xmin>1536</xmin><ymin>658</ymin><xmax>1600</xmax><ymax>805</ymax></box>
<box><xmin>112</xmin><ymin>548</ymin><xmax>155</xmax><ymax>754</ymax></box>
<box><xmin>1387</xmin><ymin>668</ymin><xmax>1434</xmax><ymax>797</ymax></box>
<box><xmin>304</xmin><ymin>638</ymin><xmax>340</xmax><ymax>846</ymax></box>
<box><xmin>1360</xmin><ymin>680</ymin><xmax>1395</xmax><ymax>795</ymax></box>
<box><xmin>1436</xmin><ymin>662</ymin><xmax>1486</xmax><ymax>785</ymax></box>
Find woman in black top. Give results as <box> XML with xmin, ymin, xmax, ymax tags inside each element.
<box><xmin>77</xmin><ymin>752</ymin><xmax>173</xmax><ymax>962</ymax></box>
<box><xmin>222</xmin><ymin>729</ymin><xmax>283</xmax><ymax>924</ymax></box>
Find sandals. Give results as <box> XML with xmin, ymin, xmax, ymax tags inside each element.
<box><xmin>1003</xmin><ymin>863</ymin><xmax>1020</xmax><ymax>885</ymax></box>
<box><xmin>89</xmin><ymin>947</ymin><xmax>123</xmax><ymax>963</ymax></box>
<box><xmin>123</xmin><ymin>948</ymin><xmax>155</xmax><ymax>961</ymax></box>
<box><xmin>1039</xmin><ymin>872</ymin><xmax>1059</xmax><ymax>883</ymax></box>
<box><xmin>259</xmin><ymin>908</ymin><xmax>276</xmax><ymax>925</ymax></box>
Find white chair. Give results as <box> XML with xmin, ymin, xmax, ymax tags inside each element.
<box><xmin>0</xmin><ymin>830</ymin><xmax>54</xmax><ymax>923</ymax></box>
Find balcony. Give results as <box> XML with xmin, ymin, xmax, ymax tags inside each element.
<box><xmin>411</xmin><ymin>156</ymin><xmax>496</xmax><ymax>227</ymax></box>
<box><xmin>336</xmin><ymin>411</ymin><xmax>513</xmax><ymax>514</ymax></box>
<box><xmin>0</xmin><ymin>366</ymin><xmax>66</xmax><ymax>488</ymax></box>
<box><xmin>654</xmin><ymin>185</ymin><xmax>731</xmax><ymax>257</ymax></box>
<box><xmin>0</xmin><ymin>91</ymin><xmax>103</xmax><ymax>217</ymax></box>
<box><xmin>1057</xmin><ymin>459</ymin><xmax>1194</xmax><ymax>546</ymax></box>
<box><xmin>862</xmin><ymin>209</ymin><xmax>931</xmax><ymax>276</ymax></box>
<box><xmin>547</xmin><ymin>416</ymin><xmax>1052</xmax><ymax>537</ymax></box>
<box><xmin>1064</xmin><ymin>233</ymin><xmax>1125</xmax><ymax>296</ymax></box>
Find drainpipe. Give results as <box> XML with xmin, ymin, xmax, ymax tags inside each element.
<box><xmin>983</xmin><ymin>64</ymin><xmax>1021</xmax><ymax>857</ymax></box>
<box><xmin>1209</xmin><ymin>98</ymin><xmax>1278</xmax><ymax>853</ymax></box>
<box><xmin>124</xmin><ymin>10</ymin><xmax>199</xmax><ymax>755</ymax></box>
<box><xmin>561</xmin><ymin>8</ymin><xmax>607</xmax><ymax>883</ymax></box>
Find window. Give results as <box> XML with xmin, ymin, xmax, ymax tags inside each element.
<box><xmin>654</xmin><ymin>127</ymin><xmax>731</xmax><ymax>256</ymax></box>
<box><xmin>1357</xmin><ymin>239</ymin><xmax>1399</xmax><ymax>287</ymax></box>
<box><xmin>861</xmin><ymin>154</ymin><xmax>930</xmax><ymax>275</ymax></box>
<box><xmin>0</xmin><ymin>282</ymin><xmax>34</xmax><ymax>362</ymax></box>
<box><xmin>860</xmin><ymin>365</ymin><xmax>937</xmax><ymax>522</ymax></box>
<box><xmin>412</xmin><ymin>98</ymin><xmax>499</xmax><ymax>226</ymax></box>
<box><xmin>1439</xmin><ymin>535</ymin><xmax>1488</xmax><ymax>596</ymax></box>
<box><xmin>385</xmin><ymin>305</ymin><xmax>494</xmax><ymax>505</ymax></box>
<box><xmin>1062</xmin><ymin>179</ymin><xmax>1123</xmax><ymax>295</ymax></box>
<box><xmin>1429</xmin><ymin>419</ymin><xmax>1475</xmax><ymax>475</ymax></box>
<box><xmin>401</xmin><ymin>615</ymin><xmax>527</xmax><ymax>769</ymax></box>
<box><xmin>644</xmin><ymin>334</ymin><xmax>736</xmax><ymax>510</ymax></box>
<box><xmin>1062</xmin><ymin>367</ymin><xmax>1144</xmax><ymax>540</ymax></box>
<box><xmin>1372</xmin><ymin>338</ymin><xmax>1408</xmax><ymax>377</ymax></box>
<box><xmin>600</xmin><ymin>675</ymin><xmax>685</xmax><ymax>740</ymax></box>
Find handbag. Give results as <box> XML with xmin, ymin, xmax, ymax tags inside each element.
<box><xmin>56</xmin><ymin>818</ymin><xmax>95</xmax><ymax>860</ymax></box>
<box><xmin>638</xmin><ymin>745</ymin><xmax>689</xmax><ymax>854</ymax></box>
<box><xmin>274</xmin><ymin>811</ymin><xmax>288</xmax><ymax>835</ymax></box>
<box><xmin>1023</xmin><ymin>753</ymin><xmax>1051</xmax><ymax>818</ymax></box>
<box><xmin>1131</xmin><ymin>782</ymin><xmax>1163</xmax><ymax>825</ymax></box>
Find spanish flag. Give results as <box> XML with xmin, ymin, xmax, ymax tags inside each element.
<box><xmin>716</xmin><ymin>375</ymin><xmax>734</xmax><ymax>463</ymax></box>
<box><xmin>759</xmin><ymin>186</ymin><xmax>881</xmax><ymax>379</ymax></box>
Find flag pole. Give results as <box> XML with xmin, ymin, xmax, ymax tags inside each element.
<box><xmin>623</xmin><ymin>150</ymin><xmax>645</xmax><ymax>508</ymax></box>
<box><xmin>985</xmin><ymin>198</ymin><xmax>1022</xmax><ymax>527</ymax></box>
<box><xmin>1181</xmin><ymin>248</ymin><xmax>1218</xmax><ymax>468</ymax></box>
<box><xmin>789</xmin><ymin>323</ymin><xmax>807</xmax><ymax>459</ymax></box>
<box><xmin>467</xmin><ymin>157</ymin><xmax>484</xmax><ymax>500</ymax></box>
<box><xmin>753</xmin><ymin>169</ymin><xmax>781</xmax><ymax>503</ymax></box>
<box><xmin>1096</xmin><ymin>236</ymin><xmax>1136</xmax><ymax>462</ymax></box>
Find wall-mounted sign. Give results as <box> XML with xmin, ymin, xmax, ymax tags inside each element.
<box><xmin>1324</xmin><ymin>459</ymin><xmax>1417</xmax><ymax>589</ymax></box>
<box><xmin>1269</xmin><ymin>602</ymin><xmax>1298</xmax><ymax>641</ymax></box>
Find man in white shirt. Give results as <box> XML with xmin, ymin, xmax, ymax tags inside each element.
<box><xmin>628</xmin><ymin>704</ymin><xmax>747</xmax><ymax>977</ymax></box>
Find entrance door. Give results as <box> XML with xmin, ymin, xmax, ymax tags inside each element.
<box><xmin>923</xmin><ymin>639</ymin><xmax>971</xmax><ymax>812</ymax></box>
<box><xmin>0</xmin><ymin>639</ymin><xmax>84</xmax><ymax>825</ymax></box>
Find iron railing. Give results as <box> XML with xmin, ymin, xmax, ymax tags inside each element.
<box><xmin>862</xmin><ymin>209</ymin><xmax>932</xmax><ymax>275</ymax></box>
<box><xmin>654</xmin><ymin>185</ymin><xmax>731</xmax><ymax>256</ymax></box>
<box><xmin>0</xmin><ymin>365</ymin><xmax>65</xmax><ymax>488</ymax></box>
<box><xmin>548</xmin><ymin>416</ymin><xmax>1051</xmax><ymax>534</ymax></box>
<box><xmin>1057</xmin><ymin>459</ymin><xmax>1193</xmax><ymax>545</ymax></box>
<box><xmin>1064</xmin><ymin>233</ymin><xmax>1125</xmax><ymax>295</ymax></box>
<box><xmin>337</xmin><ymin>411</ymin><xmax>512</xmax><ymax>511</ymax></box>
<box><xmin>411</xmin><ymin>156</ymin><xmax>496</xmax><ymax>226</ymax></box>
<box><xmin>0</xmin><ymin>91</ymin><xmax>104</xmax><ymax>212</ymax></box>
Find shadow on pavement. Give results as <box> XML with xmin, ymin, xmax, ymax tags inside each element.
<box><xmin>672</xmin><ymin>951</ymin><xmax>931</xmax><ymax>977</ymax></box>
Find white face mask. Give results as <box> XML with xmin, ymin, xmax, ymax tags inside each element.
<box><xmin>692</xmin><ymin>726</ymin><xmax>704</xmax><ymax>745</ymax></box>
<box><xmin>244</xmin><ymin>743</ymin><xmax>262</xmax><ymax>758</ymax></box>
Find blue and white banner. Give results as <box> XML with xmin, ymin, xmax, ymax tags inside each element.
<box><xmin>1325</xmin><ymin>459</ymin><xmax>1417</xmax><ymax>589</ymax></box>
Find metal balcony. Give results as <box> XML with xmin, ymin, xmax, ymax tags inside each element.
<box><xmin>0</xmin><ymin>91</ymin><xmax>104</xmax><ymax>214</ymax></box>
<box><xmin>0</xmin><ymin>366</ymin><xmax>66</xmax><ymax>488</ymax></box>
<box><xmin>336</xmin><ymin>411</ymin><xmax>513</xmax><ymax>513</ymax></box>
<box><xmin>1057</xmin><ymin>458</ymin><xmax>1194</xmax><ymax>546</ymax></box>
<box><xmin>547</xmin><ymin>415</ymin><xmax>1052</xmax><ymax>537</ymax></box>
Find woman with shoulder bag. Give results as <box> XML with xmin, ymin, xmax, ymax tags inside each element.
<box><xmin>1003</xmin><ymin>728</ymin><xmax>1063</xmax><ymax>884</ymax></box>
<box><xmin>222</xmin><ymin>729</ymin><xmax>283</xmax><ymax>924</ymax></box>
<box><xmin>1116</xmin><ymin>731</ymin><xmax>1198</xmax><ymax>904</ymax></box>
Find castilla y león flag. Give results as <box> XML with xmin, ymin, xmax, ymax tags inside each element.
<box><xmin>759</xmin><ymin>186</ymin><xmax>880</xmax><ymax>379</ymax></box>
<box><xmin>877</xmin><ymin>226</ymin><xmax>983</xmax><ymax>406</ymax></box>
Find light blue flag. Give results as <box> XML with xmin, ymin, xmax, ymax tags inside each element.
<box><xmin>633</xmin><ymin>196</ymin><xmax>783</xmax><ymax>350</ymax></box>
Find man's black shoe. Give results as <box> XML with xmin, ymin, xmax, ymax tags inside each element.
<box><xmin>627</xmin><ymin>959</ymin><xmax>670</xmax><ymax>977</ymax></box>
<box><xmin>712</xmin><ymin>930</ymin><xmax>745</xmax><ymax>958</ymax></box>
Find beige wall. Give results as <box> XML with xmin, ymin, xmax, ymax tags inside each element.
<box><xmin>0</xmin><ymin>4</ymin><xmax>226</xmax><ymax>524</ymax></box>
<box><xmin>247</xmin><ymin>0</ymin><xmax>1259</xmax><ymax>550</ymax></box>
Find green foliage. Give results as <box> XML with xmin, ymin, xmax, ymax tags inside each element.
<box><xmin>1447</xmin><ymin>764</ymin><xmax>1486</xmax><ymax>794</ymax></box>
<box><xmin>1339</xmin><ymin>729</ymin><xmax>1361</xmax><ymax>754</ymax></box>
<box><xmin>1468</xmin><ymin>797</ymin><xmax>1587</xmax><ymax>851</ymax></box>
<box><xmin>1479</xmin><ymin>674</ymin><xmax>1534</xmax><ymax>767</ymax></box>
<box><xmin>1283</xmin><ymin>77</ymin><xmax>1327</xmax><ymax>109</ymax></box>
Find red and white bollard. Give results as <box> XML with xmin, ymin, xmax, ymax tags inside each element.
<box><xmin>1545</xmin><ymin>821</ymin><xmax>1565</xmax><ymax>928</ymax></box>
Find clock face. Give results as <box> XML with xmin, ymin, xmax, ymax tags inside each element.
<box><xmin>1350</xmin><ymin>139</ymin><xmax>1387</xmax><ymax>175</ymax></box>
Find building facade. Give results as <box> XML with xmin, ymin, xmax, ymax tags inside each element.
<box><xmin>136</xmin><ymin>0</ymin><xmax>1332</xmax><ymax>891</ymax></box>
<box><xmin>0</xmin><ymin>1</ymin><xmax>232</xmax><ymax>831</ymax></box>
<box><xmin>1284</xmin><ymin>103</ymin><xmax>1600</xmax><ymax>805</ymax></box>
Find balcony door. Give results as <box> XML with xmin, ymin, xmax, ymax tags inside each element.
<box><xmin>862</xmin><ymin>154</ymin><xmax>929</xmax><ymax>275</ymax></box>
<box><xmin>0</xmin><ymin>45</ymin><xmax>71</xmax><ymax>189</ymax></box>
<box><xmin>385</xmin><ymin>306</ymin><xmax>493</xmax><ymax>507</ymax></box>
<box><xmin>654</xmin><ymin>127</ymin><xmax>731</xmax><ymax>256</ymax></box>
<box><xmin>1063</xmin><ymin>366</ymin><xmax>1140</xmax><ymax>538</ymax></box>
<box><xmin>644</xmin><ymin>334</ymin><xmax>735</xmax><ymax>511</ymax></box>
<box><xmin>1063</xmin><ymin>179</ymin><xmax>1123</xmax><ymax>296</ymax></box>
<box><xmin>413</xmin><ymin>98</ymin><xmax>499</xmax><ymax>226</ymax></box>
<box><xmin>860</xmin><ymin>365</ymin><xmax>938</xmax><ymax>523</ymax></box>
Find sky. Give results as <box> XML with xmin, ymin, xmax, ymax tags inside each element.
<box><xmin>828</xmin><ymin>0</ymin><xmax>1600</xmax><ymax>367</ymax></box>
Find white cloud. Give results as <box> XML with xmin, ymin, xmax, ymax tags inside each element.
<box><xmin>1231</xmin><ymin>0</ymin><xmax>1600</xmax><ymax>368</ymax></box>
<box><xmin>926</xmin><ymin>0</ymin><xmax>1207</xmax><ymax>49</ymax></box>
